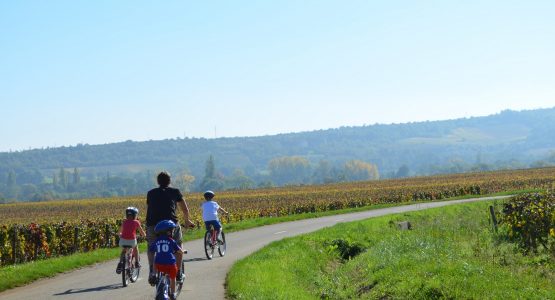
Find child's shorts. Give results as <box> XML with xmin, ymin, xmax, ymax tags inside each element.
<box><xmin>204</xmin><ymin>220</ymin><xmax>222</xmax><ymax>231</ymax></box>
<box><xmin>119</xmin><ymin>238</ymin><xmax>137</xmax><ymax>247</ymax></box>
<box><xmin>155</xmin><ymin>263</ymin><xmax>178</xmax><ymax>279</ymax></box>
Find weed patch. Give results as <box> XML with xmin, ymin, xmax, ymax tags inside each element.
<box><xmin>325</xmin><ymin>238</ymin><xmax>366</xmax><ymax>261</ymax></box>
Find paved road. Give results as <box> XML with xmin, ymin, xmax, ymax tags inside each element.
<box><xmin>0</xmin><ymin>196</ymin><xmax>510</xmax><ymax>300</ymax></box>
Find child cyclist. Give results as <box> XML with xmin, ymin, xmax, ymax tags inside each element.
<box><xmin>150</xmin><ymin>220</ymin><xmax>184</xmax><ymax>300</ymax></box>
<box><xmin>201</xmin><ymin>190</ymin><xmax>228</xmax><ymax>243</ymax></box>
<box><xmin>116</xmin><ymin>206</ymin><xmax>146</xmax><ymax>274</ymax></box>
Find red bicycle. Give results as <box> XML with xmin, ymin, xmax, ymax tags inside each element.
<box><xmin>203</xmin><ymin>224</ymin><xmax>226</xmax><ymax>259</ymax></box>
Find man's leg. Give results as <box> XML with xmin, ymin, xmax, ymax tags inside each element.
<box><xmin>175</xmin><ymin>251</ymin><xmax>183</xmax><ymax>282</ymax></box>
<box><xmin>146</xmin><ymin>226</ymin><xmax>157</xmax><ymax>284</ymax></box>
<box><xmin>173</xmin><ymin>224</ymin><xmax>184</xmax><ymax>280</ymax></box>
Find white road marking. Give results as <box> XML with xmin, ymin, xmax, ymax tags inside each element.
<box><xmin>273</xmin><ymin>231</ymin><xmax>287</xmax><ymax>235</ymax></box>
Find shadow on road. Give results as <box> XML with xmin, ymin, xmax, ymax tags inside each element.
<box><xmin>53</xmin><ymin>283</ymin><xmax>123</xmax><ymax>296</ymax></box>
<box><xmin>184</xmin><ymin>257</ymin><xmax>209</xmax><ymax>262</ymax></box>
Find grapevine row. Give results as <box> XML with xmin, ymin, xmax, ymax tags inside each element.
<box><xmin>1</xmin><ymin>167</ymin><xmax>555</xmax><ymax>266</ymax></box>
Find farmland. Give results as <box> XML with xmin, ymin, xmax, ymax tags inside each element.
<box><xmin>1</xmin><ymin>167</ymin><xmax>555</xmax><ymax>267</ymax></box>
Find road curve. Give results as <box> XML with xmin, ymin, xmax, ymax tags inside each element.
<box><xmin>0</xmin><ymin>196</ymin><xmax>510</xmax><ymax>300</ymax></box>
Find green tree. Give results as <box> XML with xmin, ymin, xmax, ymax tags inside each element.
<box><xmin>73</xmin><ymin>168</ymin><xmax>81</xmax><ymax>185</ymax></box>
<box><xmin>313</xmin><ymin>160</ymin><xmax>334</xmax><ymax>184</ymax></box>
<box><xmin>6</xmin><ymin>170</ymin><xmax>18</xmax><ymax>199</ymax></box>
<box><xmin>225</xmin><ymin>169</ymin><xmax>255</xmax><ymax>190</ymax></box>
<box><xmin>205</xmin><ymin>155</ymin><xmax>216</xmax><ymax>179</ymax></box>
<box><xmin>20</xmin><ymin>183</ymin><xmax>38</xmax><ymax>200</ymax></box>
<box><xmin>6</xmin><ymin>170</ymin><xmax>16</xmax><ymax>187</ymax></box>
<box><xmin>395</xmin><ymin>165</ymin><xmax>410</xmax><ymax>178</ymax></box>
<box><xmin>268</xmin><ymin>156</ymin><xmax>312</xmax><ymax>185</ymax></box>
<box><xmin>200</xmin><ymin>155</ymin><xmax>224</xmax><ymax>191</ymax></box>
<box><xmin>52</xmin><ymin>172</ymin><xmax>58</xmax><ymax>188</ymax></box>
<box><xmin>59</xmin><ymin>168</ymin><xmax>68</xmax><ymax>189</ymax></box>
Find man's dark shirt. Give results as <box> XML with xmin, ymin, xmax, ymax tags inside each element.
<box><xmin>146</xmin><ymin>187</ymin><xmax>184</xmax><ymax>226</ymax></box>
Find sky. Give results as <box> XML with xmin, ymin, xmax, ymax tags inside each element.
<box><xmin>1</xmin><ymin>1</ymin><xmax>554</xmax><ymax>152</ymax></box>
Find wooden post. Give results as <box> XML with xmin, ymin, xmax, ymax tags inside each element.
<box><xmin>12</xmin><ymin>226</ymin><xmax>18</xmax><ymax>264</ymax></box>
<box><xmin>74</xmin><ymin>227</ymin><xmax>80</xmax><ymax>252</ymax></box>
<box><xmin>489</xmin><ymin>205</ymin><xmax>498</xmax><ymax>233</ymax></box>
<box><xmin>34</xmin><ymin>229</ymin><xmax>39</xmax><ymax>260</ymax></box>
<box><xmin>105</xmin><ymin>224</ymin><xmax>111</xmax><ymax>248</ymax></box>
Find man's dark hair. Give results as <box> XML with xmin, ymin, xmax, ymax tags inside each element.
<box><xmin>157</xmin><ymin>171</ymin><xmax>171</xmax><ymax>187</ymax></box>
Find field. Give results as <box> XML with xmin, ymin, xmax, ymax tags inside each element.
<box><xmin>1</xmin><ymin>167</ymin><xmax>555</xmax><ymax>267</ymax></box>
<box><xmin>227</xmin><ymin>200</ymin><xmax>555</xmax><ymax>299</ymax></box>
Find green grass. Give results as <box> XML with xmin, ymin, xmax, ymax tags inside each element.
<box><xmin>226</xmin><ymin>199</ymin><xmax>555</xmax><ymax>299</ymax></box>
<box><xmin>0</xmin><ymin>189</ymin><xmax>539</xmax><ymax>293</ymax></box>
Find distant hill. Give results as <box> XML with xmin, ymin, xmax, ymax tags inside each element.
<box><xmin>1</xmin><ymin>107</ymin><xmax>555</xmax><ymax>201</ymax></box>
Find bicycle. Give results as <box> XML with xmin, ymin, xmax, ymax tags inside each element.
<box><xmin>154</xmin><ymin>255</ymin><xmax>186</xmax><ymax>300</ymax></box>
<box><xmin>121</xmin><ymin>245</ymin><xmax>140</xmax><ymax>287</ymax></box>
<box><xmin>204</xmin><ymin>224</ymin><xmax>226</xmax><ymax>259</ymax></box>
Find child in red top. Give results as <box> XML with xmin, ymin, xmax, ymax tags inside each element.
<box><xmin>116</xmin><ymin>206</ymin><xmax>146</xmax><ymax>274</ymax></box>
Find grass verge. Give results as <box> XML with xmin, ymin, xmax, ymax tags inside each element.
<box><xmin>226</xmin><ymin>198</ymin><xmax>555</xmax><ymax>299</ymax></box>
<box><xmin>0</xmin><ymin>189</ymin><xmax>537</xmax><ymax>293</ymax></box>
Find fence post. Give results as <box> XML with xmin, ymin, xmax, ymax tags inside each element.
<box><xmin>34</xmin><ymin>227</ymin><xmax>39</xmax><ymax>260</ymax></box>
<box><xmin>489</xmin><ymin>205</ymin><xmax>498</xmax><ymax>233</ymax></box>
<box><xmin>74</xmin><ymin>227</ymin><xmax>80</xmax><ymax>253</ymax></box>
<box><xmin>12</xmin><ymin>226</ymin><xmax>18</xmax><ymax>264</ymax></box>
<box><xmin>105</xmin><ymin>224</ymin><xmax>110</xmax><ymax>248</ymax></box>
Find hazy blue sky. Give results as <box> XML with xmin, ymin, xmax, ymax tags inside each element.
<box><xmin>1</xmin><ymin>1</ymin><xmax>554</xmax><ymax>152</ymax></box>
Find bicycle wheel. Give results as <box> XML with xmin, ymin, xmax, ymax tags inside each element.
<box><xmin>155</xmin><ymin>274</ymin><xmax>168</xmax><ymax>300</ymax></box>
<box><xmin>122</xmin><ymin>252</ymin><xmax>130</xmax><ymax>287</ymax></box>
<box><xmin>129</xmin><ymin>253</ymin><xmax>140</xmax><ymax>283</ymax></box>
<box><xmin>218</xmin><ymin>231</ymin><xmax>226</xmax><ymax>257</ymax></box>
<box><xmin>175</xmin><ymin>260</ymin><xmax>185</xmax><ymax>296</ymax></box>
<box><xmin>204</xmin><ymin>230</ymin><xmax>214</xmax><ymax>260</ymax></box>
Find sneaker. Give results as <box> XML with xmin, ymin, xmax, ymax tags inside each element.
<box><xmin>148</xmin><ymin>273</ymin><xmax>157</xmax><ymax>286</ymax></box>
<box><xmin>169</xmin><ymin>293</ymin><xmax>177</xmax><ymax>300</ymax></box>
<box><xmin>176</xmin><ymin>272</ymin><xmax>183</xmax><ymax>283</ymax></box>
<box><xmin>116</xmin><ymin>262</ymin><xmax>124</xmax><ymax>274</ymax></box>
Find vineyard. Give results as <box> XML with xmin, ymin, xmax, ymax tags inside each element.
<box><xmin>1</xmin><ymin>167</ymin><xmax>555</xmax><ymax>266</ymax></box>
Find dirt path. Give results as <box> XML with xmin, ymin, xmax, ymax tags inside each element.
<box><xmin>0</xmin><ymin>196</ymin><xmax>509</xmax><ymax>300</ymax></box>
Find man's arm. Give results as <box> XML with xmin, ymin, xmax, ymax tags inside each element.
<box><xmin>177</xmin><ymin>200</ymin><xmax>195</xmax><ymax>227</ymax></box>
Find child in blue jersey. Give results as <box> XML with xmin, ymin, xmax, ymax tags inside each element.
<box><xmin>149</xmin><ymin>220</ymin><xmax>183</xmax><ymax>300</ymax></box>
<box><xmin>201</xmin><ymin>190</ymin><xmax>228</xmax><ymax>242</ymax></box>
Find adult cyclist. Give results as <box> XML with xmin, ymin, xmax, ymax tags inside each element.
<box><xmin>146</xmin><ymin>171</ymin><xmax>195</xmax><ymax>285</ymax></box>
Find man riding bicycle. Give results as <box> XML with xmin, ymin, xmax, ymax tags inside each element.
<box><xmin>146</xmin><ymin>171</ymin><xmax>195</xmax><ymax>285</ymax></box>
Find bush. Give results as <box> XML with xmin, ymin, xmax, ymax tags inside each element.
<box><xmin>501</xmin><ymin>192</ymin><xmax>555</xmax><ymax>253</ymax></box>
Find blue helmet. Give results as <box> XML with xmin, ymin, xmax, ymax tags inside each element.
<box><xmin>155</xmin><ymin>220</ymin><xmax>177</xmax><ymax>233</ymax></box>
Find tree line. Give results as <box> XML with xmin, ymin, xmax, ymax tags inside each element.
<box><xmin>0</xmin><ymin>155</ymin><xmax>380</xmax><ymax>203</ymax></box>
